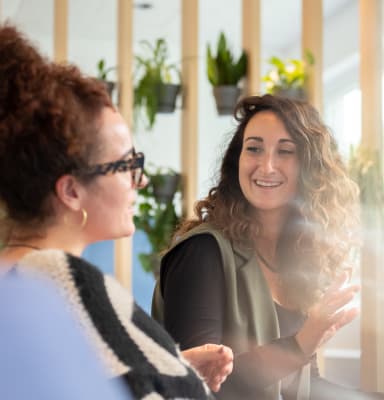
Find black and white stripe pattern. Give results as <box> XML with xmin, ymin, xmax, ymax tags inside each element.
<box><xmin>19</xmin><ymin>250</ymin><xmax>211</xmax><ymax>400</ymax></box>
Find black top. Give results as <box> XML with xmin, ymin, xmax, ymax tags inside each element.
<box><xmin>160</xmin><ymin>234</ymin><xmax>383</xmax><ymax>400</ymax></box>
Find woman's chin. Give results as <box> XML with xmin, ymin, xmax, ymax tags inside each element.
<box><xmin>94</xmin><ymin>225</ymin><xmax>136</xmax><ymax>242</ymax></box>
<box><xmin>122</xmin><ymin>223</ymin><xmax>136</xmax><ymax>238</ymax></box>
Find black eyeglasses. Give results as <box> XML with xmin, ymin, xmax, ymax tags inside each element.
<box><xmin>75</xmin><ymin>151</ymin><xmax>145</xmax><ymax>187</ymax></box>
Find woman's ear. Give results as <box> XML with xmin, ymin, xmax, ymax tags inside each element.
<box><xmin>55</xmin><ymin>175</ymin><xmax>85</xmax><ymax>211</ymax></box>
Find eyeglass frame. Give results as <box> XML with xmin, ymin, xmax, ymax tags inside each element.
<box><xmin>73</xmin><ymin>149</ymin><xmax>145</xmax><ymax>187</ymax></box>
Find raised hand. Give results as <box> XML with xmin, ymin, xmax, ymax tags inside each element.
<box><xmin>295</xmin><ymin>272</ymin><xmax>360</xmax><ymax>357</ymax></box>
<box><xmin>181</xmin><ymin>343</ymin><xmax>234</xmax><ymax>392</ymax></box>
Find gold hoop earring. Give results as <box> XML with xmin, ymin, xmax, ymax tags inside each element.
<box><xmin>80</xmin><ymin>208</ymin><xmax>88</xmax><ymax>229</ymax></box>
<box><xmin>64</xmin><ymin>208</ymin><xmax>88</xmax><ymax>229</ymax></box>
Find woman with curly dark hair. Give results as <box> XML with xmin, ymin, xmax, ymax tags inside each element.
<box><xmin>0</xmin><ymin>24</ymin><xmax>233</xmax><ymax>399</ymax></box>
<box><xmin>153</xmin><ymin>95</ymin><xmax>384</xmax><ymax>399</ymax></box>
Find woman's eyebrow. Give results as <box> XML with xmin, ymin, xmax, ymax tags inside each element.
<box><xmin>119</xmin><ymin>148</ymin><xmax>135</xmax><ymax>160</ymax></box>
<box><xmin>279</xmin><ymin>138</ymin><xmax>296</xmax><ymax>144</ymax></box>
<box><xmin>244</xmin><ymin>136</ymin><xmax>263</xmax><ymax>142</ymax></box>
<box><xmin>244</xmin><ymin>137</ymin><xmax>296</xmax><ymax>144</ymax></box>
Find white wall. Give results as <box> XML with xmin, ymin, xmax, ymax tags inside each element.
<box><xmin>1</xmin><ymin>0</ymin><xmax>361</xmax><ymax>197</ymax></box>
<box><xmin>2</xmin><ymin>0</ymin><xmax>53</xmax><ymax>57</ymax></box>
<box><xmin>197</xmin><ymin>0</ymin><xmax>242</xmax><ymax>197</ymax></box>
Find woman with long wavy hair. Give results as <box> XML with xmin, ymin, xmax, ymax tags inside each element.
<box><xmin>153</xmin><ymin>95</ymin><xmax>383</xmax><ymax>399</ymax></box>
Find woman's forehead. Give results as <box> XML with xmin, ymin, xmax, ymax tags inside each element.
<box><xmin>244</xmin><ymin>111</ymin><xmax>292</xmax><ymax>140</ymax></box>
<box><xmin>97</xmin><ymin>108</ymin><xmax>133</xmax><ymax>157</ymax></box>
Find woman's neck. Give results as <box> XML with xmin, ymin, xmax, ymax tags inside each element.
<box><xmin>0</xmin><ymin>245</ymin><xmax>38</xmax><ymax>267</ymax></box>
<box><xmin>252</xmin><ymin>207</ymin><xmax>291</xmax><ymax>261</ymax></box>
<box><xmin>256</xmin><ymin>208</ymin><xmax>289</xmax><ymax>239</ymax></box>
<box><xmin>3</xmin><ymin>225</ymin><xmax>87</xmax><ymax>261</ymax></box>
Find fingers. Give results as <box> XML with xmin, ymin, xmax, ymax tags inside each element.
<box><xmin>204</xmin><ymin>344</ymin><xmax>233</xmax><ymax>375</ymax></box>
<box><xmin>182</xmin><ymin>344</ymin><xmax>221</xmax><ymax>365</ymax></box>
<box><xmin>206</xmin><ymin>362</ymin><xmax>233</xmax><ymax>392</ymax></box>
<box><xmin>316</xmin><ymin>275</ymin><xmax>359</xmax><ymax>324</ymax></box>
<box><xmin>317</xmin><ymin>306</ymin><xmax>359</xmax><ymax>348</ymax></box>
<box><xmin>182</xmin><ymin>343</ymin><xmax>234</xmax><ymax>392</ymax></box>
<box><xmin>201</xmin><ymin>344</ymin><xmax>234</xmax><ymax>363</ymax></box>
<box><xmin>203</xmin><ymin>345</ymin><xmax>233</xmax><ymax>392</ymax></box>
<box><xmin>208</xmin><ymin>377</ymin><xmax>222</xmax><ymax>393</ymax></box>
<box><xmin>323</xmin><ymin>285</ymin><xmax>359</xmax><ymax>317</ymax></box>
<box><xmin>323</xmin><ymin>272</ymin><xmax>358</xmax><ymax>301</ymax></box>
<box><xmin>207</xmin><ymin>374</ymin><xmax>225</xmax><ymax>392</ymax></box>
<box><xmin>331</xmin><ymin>306</ymin><xmax>359</xmax><ymax>330</ymax></box>
<box><xmin>218</xmin><ymin>345</ymin><xmax>234</xmax><ymax>363</ymax></box>
<box><xmin>324</xmin><ymin>271</ymin><xmax>348</xmax><ymax>295</ymax></box>
<box><xmin>297</xmin><ymin>279</ymin><xmax>360</xmax><ymax>356</ymax></box>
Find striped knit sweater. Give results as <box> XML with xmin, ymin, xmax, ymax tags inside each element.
<box><xmin>18</xmin><ymin>249</ymin><xmax>211</xmax><ymax>400</ymax></box>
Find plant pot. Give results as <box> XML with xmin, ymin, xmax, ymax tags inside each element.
<box><xmin>274</xmin><ymin>87</ymin><xmax>307</xmax><ymax>101</ymax></box>
<box><xmin>152</xmin><ymin>173</ymin><xmax>181</xmax><ymax>203</ymax></box>
<box><xmin>157</xmin><ymin>83</ymin><xmax>181</xmax><ymax>113</ymax></box>
<box><xmin>213</xmin><ymin>85</ymin><xmax>241</xmax><ymax>115</ymax></box>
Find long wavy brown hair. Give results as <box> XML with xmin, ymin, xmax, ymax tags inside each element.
<box><xmin>175</xmin><ymin>95</ymin><xmax>360</xmax><ymax>311</ymax></box>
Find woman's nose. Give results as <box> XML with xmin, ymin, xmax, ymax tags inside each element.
<box><xmin>259</xmin><ymin>152</ymin><xmax>276</xmax><ymax>173</ymax></box>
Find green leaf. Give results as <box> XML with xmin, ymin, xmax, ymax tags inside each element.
<box><xmin>268</xmin><ymin>56</ymin><xmax>286</xmax><ymax>71</ymax></box>
<box><xmin>233</xmin><ymin>51</ymin><xmax>247</xmax><ymax>84</ymax></box>
<box><xmin>205</xmin><ymin>31</ymin><xmax>247</xmax><ymax>86</ymax></box>
<box><xmin>135</xmin><ymin>169</ymin><xmax>182</xmax><ymax>274</ymax></box>
<box><xmin>217</xmin><ymin>32</ymin><xmax>227</xmax><ymax>57</ymax></box>
<box><xmin>304</xmin><ymin>49</ymin><xmax>315</xmax><ymax>65</ymax></box>
<box><xmin>262</xmin><ymin>53</ymin><xmax>314</xmax><ymax>92</ymax></box>
<box><xmin>96</xmin><ymin>58</ymin><xmax>116</xmax><ymax>81</ymax></box>
<box><xmin>138</xmin><ymin>253</ymin><xmax>153</xmax><ymax>273</ymax></box>
<box><xmin>133</xmin><ymin>38</ymin><xmax>181</xmax><ymax>130</ymax></box>
<box><xmin>206</xmin><ymin>45</ymin><xmax>219</xmax><ymax>85</ymax></box>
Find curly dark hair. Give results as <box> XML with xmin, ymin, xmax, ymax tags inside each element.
<box><xmin>0</xmin><ymin>24</ymin><xmax>112</xmax><ymax>237</ymax></box>
<box><xmin>176</xmin><ymin>94</ymin><xmax>360</xmax><ymax>311</ymax></box>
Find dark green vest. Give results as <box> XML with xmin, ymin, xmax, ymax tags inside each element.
<box><xmin>152</xmin><ymin>223</ymin><xmax>310</xmax><ymax>400</ymax></box>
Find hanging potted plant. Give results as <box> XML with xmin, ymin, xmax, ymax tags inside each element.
<box><xmin>134</xmin><ymin>38</ymin><xmax>181</xmax><ymax>130</ymax></box>
<box><xmin>134</xmin><ymin>166</ymin><xmax>182</xmax><ymax>277</ymax></box>
<box><xmin>96</xmin><ymin>58</ymin><xmax>116</xmax><ymax>99</ymax></box>
<box><xmin>151</xmin><ymin>169</ymin><xmax>181</xmax><ymax>204</ymax></box>
<box><xmin>206</xmin><ymin>31</ymin><xmax>248</xmax><ymax>115</ymax></box>
<box><xmin>262</xmin><ymin>50</ymin><xmax>314</xmax><ymax>100</ymax></box>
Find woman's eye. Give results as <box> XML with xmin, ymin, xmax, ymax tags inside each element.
<box><xmin>279</xmin><ymin>149</ymin><xmax>296</xmax><ymax>155</ymax></box>
<box><xmin>246</xmin><ymin>146</ymin><xmax>263</xmax><ymax>153</ymax></box>
<box><xmin>117</xmin><ymin>164</ymin><xmax>129</xmax><ymax>172</ymax></box>
<box><xmin>116</xmin><ymin>158</ymin><xmax>135</xmax><ymax>172</ymax></box>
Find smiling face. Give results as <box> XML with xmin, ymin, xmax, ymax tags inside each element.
<box><xmin>238</xmin><ymin>110</ymin><xmax>300</xmax><ymax>218</ymax></box>
<box><xmin>81</xmin><ymin>107</ymin><xmax>142</xmax><ymax>242</ymax></box>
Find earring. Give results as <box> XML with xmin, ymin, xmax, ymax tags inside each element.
<box><xmin>80</xmin><ymin>208</ymin><xmax>88</xmax><ymax>229</ymax></box>
<box><xmin>64</xmin><ymin>208</ymin><xmax>88</xmax><ymax>229</ymax></box>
